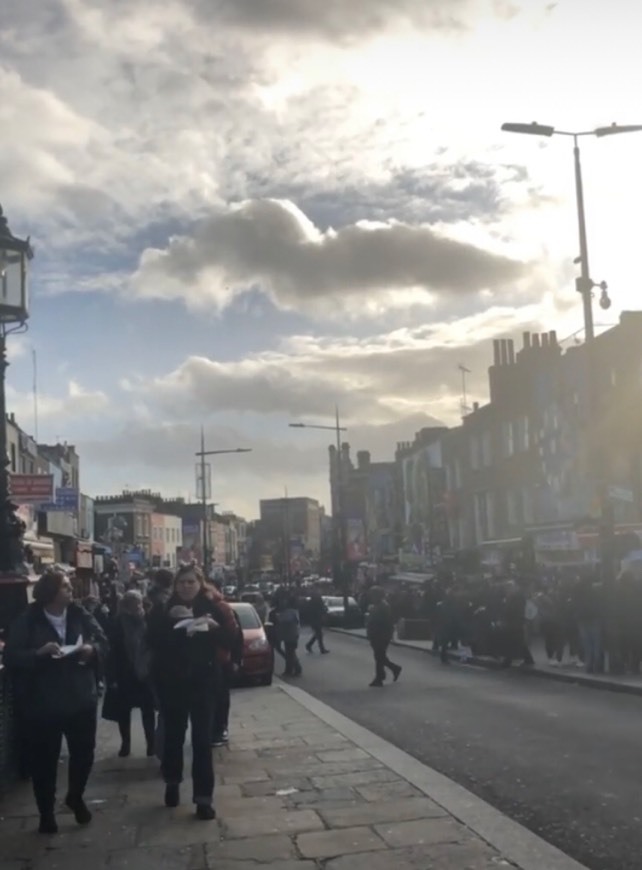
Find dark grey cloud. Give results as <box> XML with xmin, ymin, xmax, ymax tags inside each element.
<box><xmin>208</xmin><ymin>0</ymin><xmax>470</xmax><ymax>39</ymax></box>
<box><xmin>132</xmin><ymin>198</ymin><xmax>528</xmax><ymax>312</ymax></box>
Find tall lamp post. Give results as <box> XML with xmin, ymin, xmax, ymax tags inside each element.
<box><xmin>502</xmin><ymin>121</ymin><xmax>642</xmax><ymax>580</ymax></box>
<box><xmin>289</xmin><ymin>408</ymin><xmax>349</xmax><ymax>607</ymax></box>
<box><xmin>0</xmin><ymin>205</ymin><xmax>33</xmax><ymax>634</ymax></box>
<box><xmin>195</xmin><ymin>429</ymin><xmax>251</xmax><ymax>576</ymax></box>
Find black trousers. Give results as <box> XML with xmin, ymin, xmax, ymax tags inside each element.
<box><xmin>118</xmin><ymin>702</ymin><xmax>156</xmax><ymax>750</ymax></box>
<box><xmin>213</xmin><ymin>663</ymin><xmax>231</xmax><ymax>738</ymax></box>
<box><xmin>370</xmin><ymin>640</ymin><xmax>397</xmax><ymax>682</ymax></box>
<box><xmin>160</xmin><ymin>690</ymin><xmax>215</xmax><ymax>804</ymax></box>
<box><xmin>306</xmin><ymin>624</ymin><xmax>326</xmax><ymax>652</ymax></box>
<box><xmin>28</xmin><ymin>707</ymin><xmax>97</xmax><ymax>816</ymax></box>
<box><xmin>284</xmin><ymin>641</ymin><xmax>302</xmax><ymax>676</ymax></box>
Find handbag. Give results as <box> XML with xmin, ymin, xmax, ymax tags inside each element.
<box><xmin>101</xmin><ymin>684</ymin><xmax>122</xmax><ymax>722</ymax></box>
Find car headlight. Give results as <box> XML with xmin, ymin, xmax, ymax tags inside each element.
<box><xmin>248</xmin><ymin>637</ymin><xmax>269</xmax><ymax>652</ymax></box>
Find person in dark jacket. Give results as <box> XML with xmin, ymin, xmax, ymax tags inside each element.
<box><xmin>147</xmin><ymin>565</ymin><xmax>232</xmax><ymax>820</ymax></box>
<box><xmin>366</xmin><ymin>586</ymin><xmax>401</xmax><ymax>687</ymax></box>
<box><xmin>305</xmin><ymin>587</ymin><xmax>329</xmax><ymax>654</ymax></box>
<box><xmin>103</xmin><ymin>590</ymin><xmax>156</xmax><ymax>757</ymax></box>
<box><xmin>205</xmin><ymin>582</ymin><xmax>244</xmax><ymax>747</ymax></box>
<box><xmin>278</xmin><ymin>594</ymin><xmax>302</xmax><ymax>677</ymax></box>
<box><xmin>5</xmin><ymin>569</ymin><xmax>108</xmax><ymax>834</ymax></box>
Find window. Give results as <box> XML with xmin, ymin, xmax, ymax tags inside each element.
<box><xmin>474</xmin><ymin>491</ymin><xmax>495</xmax><ymax>542</ymax></box>
<box><xmin>506</xmin><ymin>491</ymin><xmax>519</xmax><ymax>526</ymax></box>
<box><xmin>165</xmin><ymin>528</ymin><xmax>170</xmax><ymax>543</ymax></box>
<box><xmin>522</xmin><ymin>416</ymin><xmax>530</xmax><ymax>450</ymax></box>
<box><xmin>135</xmin><ymin>515</ymin><xmax>142</xmax><ymax>537</ymax></box>
<box><xmin>503</xmin><ymin>421</ymin><xmax>515</xmax><ymax>457</ymax></box>
<box><xmin>522</xmin><ymin>488</ymin><xmax>534</xmax><ymax>525</ymax></box>
<box><xmin>9</xmin><ymin>443</ymin><xmax>16</xmax><ymax>473</ymax></box>
<box><xmin>469</xmin><ymin>436</ymin><xmax>480</xmax><ymax>470</ymax></box>
<box><xmin>481</xmin><ymin>431</ymin><xmax>492</xmax><ymax>466</ymax></box>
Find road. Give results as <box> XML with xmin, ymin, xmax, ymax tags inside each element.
<box><xmin>291</xmin><ymin>630</ymin><xmax>642</xmax><ymax>870</ymax></box>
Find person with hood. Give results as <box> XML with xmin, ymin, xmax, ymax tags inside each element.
<box><xmin>5</xmin><ymin>569</ymin><xmax>108</xmax><ymax>834</ymax></box>
<box><xmin>147</xmin><ymin>565</ymin><xmax>232</xmax><ymax>820</ymax></box>
<box><xmin>366</xmin><ymin>586</ymin><xmax>401</xmax><ymax>687</ymax></box>
<box><xmin>102</xmin><ymin>590</ymin><xmax>156</xmax><ymax>758</ymax></box>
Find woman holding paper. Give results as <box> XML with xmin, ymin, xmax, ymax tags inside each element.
<box><xmin>147</xmin><ymin>564</ymin><xmax>232</xmax><ymax>820</ymax></box>
<box><xmin>5</xmin><ymin>569</ymin><xmax>108</xmax><ymax>834</ymax></box>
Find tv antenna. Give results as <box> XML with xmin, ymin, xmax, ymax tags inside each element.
<box><xmin>458</xmin><ymin>364</ymin><xmax>471</xmax><ymax>418</ymax></box>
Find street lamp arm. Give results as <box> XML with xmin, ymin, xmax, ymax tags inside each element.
<box><xmin>196</xmin><ymin>448</ymin><xmax>253</xmax><ymax>457</ymax></box>
<box><xmin>288</xmin><ymin>423</ymin><xmax>348</xmax><ymax>433</ymax></box>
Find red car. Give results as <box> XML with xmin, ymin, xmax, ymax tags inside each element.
<box><xmin>230</xmin><ymin>602</ymin><xmax>274</xmax><ymax>686</ymax></box>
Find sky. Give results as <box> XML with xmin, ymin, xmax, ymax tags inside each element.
<box><xmin>2</xmin><ymin>0</ymin><xmax>642</xmax><ymax>520</ymax></box>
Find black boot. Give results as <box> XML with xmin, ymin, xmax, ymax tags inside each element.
<box><xmin>65</xmin><ymin>794</ymin><xmax>92</xmax><ymax>825</ymax></box>
<box><xmin>38</xmin><ymin>812</ymin><xmax>58</xmax><ymax>834</ymax></box>
<box><xmin>165</xmin><ymin>784</ymin><xmax>180</xmax><ymax>807</ymax></box>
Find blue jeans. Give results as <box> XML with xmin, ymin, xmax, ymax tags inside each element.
<box><xmin>579</xmin><ymin>623</ymin><xmax>602</xmax><ymax>673</ymax></box>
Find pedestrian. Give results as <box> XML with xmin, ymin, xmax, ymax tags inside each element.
<box><xmin>278</xmin><ymin>594</ymin><xmax>302</xmax><ymax>677</ymax></box>
<box><xmin>147</xmin><ymin>565</ymin><xmax>232</xmax><ymax>820</ymax></box>
<box><xmin>499</xmin><ymin>580</ymin><xmax>535</xmax><ymax>668</ymax></box>
<box><xmin>366</xmin><ymin>586</ymin><xmax>401</xmax><ymax>687</ymax></box>
<box><xmin>305</xmin><ymin>586</ymin><xmax>329</xmax><ymax>654</ymax></box>
<box><xmin>102</xmin><ymin>590</ymin><xmax>156</xmax><ymax>758</ymax></box>
<box><xmin>204</xmin><ymin>581</ymin><xmax>244</xmax><ymax>748</ymax></box>
<box><xmin>5</xmin><ymin>568</ymin><xmax>108</xmax><ymax>834</ymax></box>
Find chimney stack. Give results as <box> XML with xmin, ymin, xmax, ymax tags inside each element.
<box><xmin>507</xmin><ymin>339</ymin><xmax>515</xmax><ymax>364</ymax></box>
<box><xmin>532</xmin><ymin>334</ymin><xmax>540</xmax><ymax>349</ymax></box>
<box><xmin>542</xmin><ymin>332</ymin><xmax>549</xmax><ymax>347</ymax></box>
<box><xmin>493</xmin><ymin>339</ymin><xmax>501</xmax><ymax>366</ymax></box>
<box><xmin>549</xmin><ymin>330</ymin><xmax>557</xmax><ymax>346</ymax></box>
<box><xmin>523</xmin><ymin>332</ymin><xmax>531</xmax><ymax>350</ymax></box>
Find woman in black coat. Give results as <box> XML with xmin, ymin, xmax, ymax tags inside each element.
<box><xmin>103</xmin><ymin>590</ymin><xmax>156</xmax><ymax>757</ymax></box>
<box><xmin>147</xmin><ymin>565</ymin><xmax>232</xmax><ymax>821</ymax></box>
<box><xmin>5</xmin><ymin>569</ymin><xmax>108</xmax><ymax>834</ymax></box>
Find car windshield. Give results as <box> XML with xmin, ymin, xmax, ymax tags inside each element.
<box><xmin>324</xmin><ymin>597</ymin><xmax>344</xmax><ymax>607</ymax></box>
<box><xmin>233</xmin><ymin>604</ymin><xmax>262</xmax><ymax>629</ymax></box>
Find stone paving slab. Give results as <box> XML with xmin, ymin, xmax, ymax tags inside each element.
<box><xmin>0</xmin><ymin>684</ymin><xmax>575</xmax><ymax>870</ymax></box>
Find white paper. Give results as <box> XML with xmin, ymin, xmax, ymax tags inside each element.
<box><xmin>58</xmin><ymin>635</ymin><xmax>83</xmax><ymax>657</ymax></box>
<box><xmin>173</xmin><ymin>617</ymin><xmax>208</xmax><ymax>631</ymax></box>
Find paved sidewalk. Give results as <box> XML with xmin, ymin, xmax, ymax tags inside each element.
<box><xmin>1</xmin><ymin>684</ymin><xmax>586</xmax><ymax>870</ymax></box>
<box><xmin>332</xmin><ymin>626</ymin><xmax>642</xmax><ymax>696</ymax></box>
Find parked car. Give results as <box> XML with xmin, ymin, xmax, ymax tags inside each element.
<box><xmin>229</xmin><ymin>602</ymin><xmax>274</xmax><ymax>686</ymax></box>
<box><xmin>322</xmin><ymin>595</ymin><xmax>363</xmax><ymax>628</ymax></box>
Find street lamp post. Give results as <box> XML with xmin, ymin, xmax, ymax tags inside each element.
<box><xmin>289</xmin><ymin>408</ymin><xmax>349</xmax><ymax>607</ymax></box>
<box><xmin>195</xmin><ymin>430</ymin><xmax>251</xmax><ymax>576</ymax></box>
<box><xmin>502</xmin><ymin>121</ymin><xmax>642</xmax><ymax>581</ymax></box>
<box><xmin>0</xmin><ymin>205</ymin><xmax>33</xmax><ymax>634</ymax></box>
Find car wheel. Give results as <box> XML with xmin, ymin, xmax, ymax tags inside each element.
<box><xmin>260</xmin><ymin>672</ymin><xmax>273</xmax><ymax>686</ymax></box>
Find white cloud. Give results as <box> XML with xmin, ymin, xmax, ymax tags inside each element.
<box><xmin>6</xmin><ymin>379</ymin><xmax>110</xmax><ymax>425</ymax></box>
<box><xmin>123</xmin><ymin>301</ymin><xmax>557</xmax><ymax>428</ymax></box>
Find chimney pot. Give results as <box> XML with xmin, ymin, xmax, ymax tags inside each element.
<box><xmin>473</xmin><ymin>401</ymin><xmax>479</xmax><ymax>411</ymax></box>
<box><xmin>533</xmin><ymin>334</ymin><xmax>540</xmax><ymax>348</ymax></box>
<box><xmin>542</xmin><ymin>333</ymin><xmax>549</xmax><ymax>347</ymax></box>
<box><xmin>523</xmin><ymin>332</ymin><xmax>531</xmax><ymax>349</ymax></box>
<box><xmin>549</xmin><ymin>330</ymin><xmax>557</xmax><ymax>346</ymax></box>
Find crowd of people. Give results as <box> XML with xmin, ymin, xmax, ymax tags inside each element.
<box><xmin>365</xmin><ymin>567</ymin><xmax>642</xmax><ymax>675</ymax></box>
<box><xmin>5</xmin><ymin>564</ymin><xmax>243</xmax><ymax>834</ymax></box>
